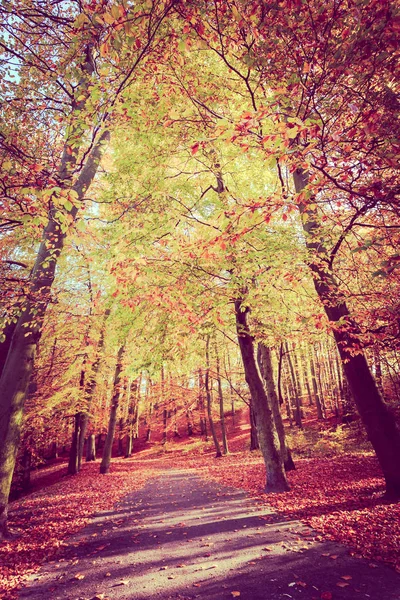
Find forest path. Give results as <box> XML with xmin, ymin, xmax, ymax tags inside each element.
<box><xmin>19</xmin><ymin>469</ymin><xmax>400</xmax><ymax>600</ymax></box>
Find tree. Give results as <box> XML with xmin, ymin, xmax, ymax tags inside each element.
<box><xmin>0</xmin><ymin>0</ymin><xmax>175</xmax><ymax>536</ymax></box>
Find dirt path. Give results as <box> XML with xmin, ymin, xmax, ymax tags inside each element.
<box><xmin>19</xmin><ymin>470</ymin><xmax>400</xmax><ymax>600</ymax></box>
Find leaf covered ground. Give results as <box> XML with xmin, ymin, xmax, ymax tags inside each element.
<box><xmin>0</xmin><ymin>460</ymin><xmax>155</xmax><ymax>599</ymax></box>
<box><xmin>181</xmin><ymin>453</ymin><xmax>400</xmax><ymax>571</ymax></box>
<box><xmin>1</xmin><ymin>450</ymin><xmax>399</xmax><ymax>599</ymax></box>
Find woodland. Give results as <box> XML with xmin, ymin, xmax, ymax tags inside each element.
<box><xmin>0</xmin><ymin>0</ymin><xmax>400</xmax><ymax>597</ymax></box>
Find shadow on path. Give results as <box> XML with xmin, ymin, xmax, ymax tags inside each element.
<box><xmin>19</xmin><ymin>469</ymin><xmax>400</xmax><ymax>600</ymax></box>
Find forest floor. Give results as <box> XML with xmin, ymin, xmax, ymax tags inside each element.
<box><xmin>13</xmin><ymin>469</ymin><xmax>400</xmax><ymax>600</ymax></box>
<box><xmin>1</xmin><ymin>442</ymin><xmax>400</xmax><ymax>599</ymax></box>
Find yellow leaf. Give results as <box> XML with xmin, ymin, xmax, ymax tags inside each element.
<box><xmin>103</xmin><ymin>12</ymin><xmax>115</xmax><ymax>24</ymax></box>
<box><xmin>74</xmin><ymin>573</ymin><xmax>85</xmax><ymax>580</ymax></box>
<box><xmin>231</xmin><ymin>593</ymin><xmax>241</xmax><ymax>598</ymax></box>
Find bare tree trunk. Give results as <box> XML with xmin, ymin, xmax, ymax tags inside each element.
<box><xmin>215</xmin><ymin>338</ymin><xmax>229</xmax><ymax>454</ymax></box>
<box><xmin>100</xmin><ymin>346</ymin><xmax>124</xmax><ymax>475</ymax></box>
<box><xmin>285</xmin><ymin>342</ymin><xmax>303</xmax><ymax>428</ymax></box>
<box><xmin>258</xmin><ymin>343</ymin><xmax>295</xmax><ymax>471</ymax></box>
<box><xmin>198</xmin><ymin>369</ymin><xmax>207</xmax><ymax>437</ymax></box>
<box><xmin>205</xmin><ymin>336</ymin><xmax>222</xmax><ymax>458</ymax></box>
<box><xmin>68</xmin><ymin>413</ymin><xmax>82</xmax><ymax>476</ymax></box>
<box><xmin>86</xmin><ymin>434</ymin><xmax>96</xmax><ymax>462</ymax></box>
<box><xmin>235</xmin><ymin>299</ymin><xmax>289</xmax><ymax>493</ymax></box>
<box><xmin>310</xmin><ymin>351</ymin><xmax>325</xmax><ymax>419</ymax></box>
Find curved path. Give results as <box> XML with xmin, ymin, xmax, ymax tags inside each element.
<box><xmin>19</xmin><ymin>470</ymin><xmax>400</xmax><ymax>600</ymax></box>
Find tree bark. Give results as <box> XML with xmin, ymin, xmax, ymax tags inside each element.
<box><xmin>257</xmin><ymin>343</ymin><xmax>295</xmax><ymax>471</ymax></box>
<box><xmin>294</xmin><ymin>168</ymin><xmax>400</xmax><ymax>498</ymax></box>
<box><xmin>86</xmin><ymin>434</ymin><xmax>96</xmax><ymax>462</ymax></box>
<box><xmin>100</xmin><ymin>346</ymin><xmax>124</xmax><ymax>474</ymax></box>
<box><xmin>285</xmin><ymin>342</ymin><xmax>303</xmax><ymax>428</ymax></box>
<box><xmin>215</xmin><ymin>338</ymin><xmax>229</xmax><ymax>454</ymax></box>
<box><xmin>68</xmin><ymin>413</ymin><xmax>82</xmax><ymax>476</ymax></box>
<box><xmin>205</xmin><ymin>336</ymin><xmax>222</xmax><ymax>458</ymax></box>
<box><xmin>235</xmin><ymin>299</ymin><xmax>289</xmax><ymax>492</ymax></box>
<box><xmin>249</xmin><ymin>403</ymin><xmax>259</xmax><ymax>450</ymax></box>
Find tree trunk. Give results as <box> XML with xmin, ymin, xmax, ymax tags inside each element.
<box><xmin>86</xmin><ymin>434</ymin><xmax>96</xmax><ymax>462</ymax></box>
<box><xmin>215</xmin><ymin>338</ymin><xmax>229</xmax><ymax>454</ymax></box>
<box><xmin>294</xmin><ymin>168</ymin><xmax>400</xmax><ymax>499</ymax></box>
<box><xmin>249</xmin><ymin>403</ymin><xmax>259</xmax><ymax>450</ymax></box>
<box><xmin>198</xmin><ymin>368</ymin><xmax>208</xmax><ymax>439</ymax></box>
<box><xmin>78</xmin><ymin>307</ymin><xmax>111</xmax><ymax>468</ymax></box>
<box><xmin>285</xmin><ymin>342</ymin><xmax>303</xmax><ymax>428</ymax></box>
<box><xmin>0</xmin><ymin>126</ymin><xmax>110</xmax><ymax>536</ymax></box>
<box><xmin>310</xmin><ymin>352</ymin><xmax>325</xmax><ymax>419</ymax></box>
<box><xmin>205</xmin><ymin>336</ymin><xmax>222</xmax><ymax>458</ymax></box>
<box><xmin>100</xmin><ymin>346</ymin><xmax>124</xmax><ymax>475</ymax></box>
<box><xmin>235</xmin><ymin>299</ymin><xmax>289</xmax><ymax>493</ymax></box>
<box><xmin>68</xmin><ymin>413</ymin><xmax>82</xmax><ymax>476</ymax></box>
<box><xmin>257</xmin><ymin>343</ymin><xmax>295</xmax><ymax>471</ymax></box>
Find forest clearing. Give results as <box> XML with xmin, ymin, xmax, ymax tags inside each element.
<box><xmin>1</xmin><ymin>0</ymin><xmax>400</xmax><ymax>598</ymax></box>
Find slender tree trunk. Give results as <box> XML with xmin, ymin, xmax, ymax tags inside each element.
<box><xmin>79</xmin><ymin>307</ymin><xmax>111</xmax><ymax>467</ymax></box>
<box><xmin>294</xmin><ymin>168</ymin><xmax>400</xmax><ymax>498</ymax></box>
<box><xmin>310</xmin><ymin>352</ymin><xmax>325</xmax><ymax>419</ymax></box>
<box><xmin>198</xmin><ymin>368</ymin><xmax>208</xmax><ymax>438</ymax></box>
<box><xmin>225</xmin><ymin>350</ymin><xmax>235</xmax><ymax>425</ymax></box>
<box><xmin>300</xmin><ymin>343</ymin><xmax>313</xmax><ymax>406</ymax></box>
<box><xmin>100</xmin><ymin>346</ymin><xmax>124</xmax><ymax>475</ymax></box>
<box><xmin>215</xmin><ymin>338</ymin><xmax>229</xmax><ymax>454</ymax></box>
<box><xmin>235</xmin><ymin>299</ymin><xmax>289</xmax><ymax>492</ymax></box>
<box><xmin>257</xmin><ymin>343</ymin><xmax>295</xmax><ymax>471</ymax></box>
<box><xmin>205</xmin><ymin>336</ymin><xmax>222</xmax><ymax>458</ymax></box>
<box><xmin>68</xmin><ymin>413</ymin><xmax>82</xmax><ymax>476</ymax></box>
<box><xmin>285</xmin><ymin>342</ymin><xmax>303</xmax><ymax>428</ymax></box>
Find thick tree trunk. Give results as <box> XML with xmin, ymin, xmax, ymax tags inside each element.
<box><xmin>257</xmin><ymin>343</ymin><xmax>295</xmax><ymax>471</ymax></box>
<box><xmin>125</xmin><ymin>434</ymin><xmax>133</xmax><ymax>458</ymax></box>
<box><xmin>0</xmin><ymin>321</ymin><xmax>17</xmax><ymax>380</ymax></box>
<box><xmin>205</xmin><ymin>336</ymin><xmax>222</xmax><ymax>458</ymax></box>
<box><xmin>294</xmin><ymin>168</ymin><xmax>400</xmax><ymax>498</ymax></box>
<box><xmin>86</xmin><ymin>434</ymin><xmax>96</xmax><ymax>462</ymax></box>
<box><xmin>100</xmin><ymin>346</ymin><xmax>124</xmax><ymax>475</ymax></box>
<box><xmin>235</xmin><ymin>299</ymin><xmax>289</xmax><ymax>493</ymax></box>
